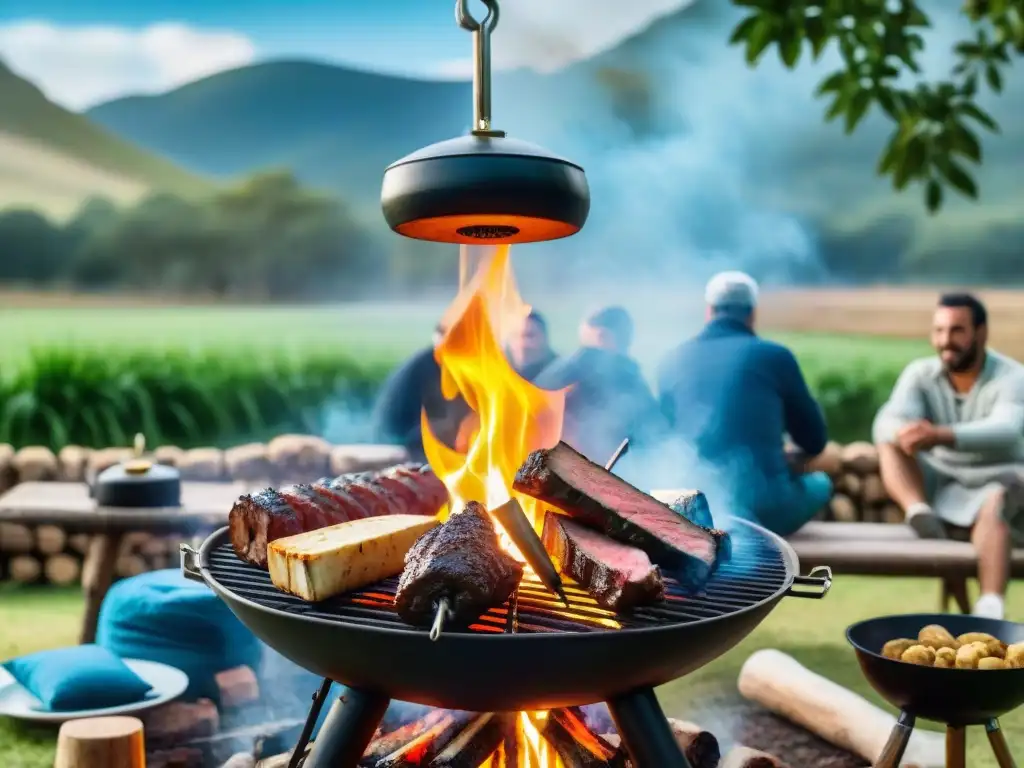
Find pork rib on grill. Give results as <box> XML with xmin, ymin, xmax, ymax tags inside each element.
<box><xmin>514</xmin><ymin>442</ymin><xmax>727</xmax><ymax>589</ymax></box>
<box><xmin>395</xmin><ymin>502</ymin><xmax>524</xmax><ymax>628</ymax></box>
<box><xmin>541</xmin><ymin>510</ymin><xmax>664</xmax><ymax>612</ymax></box>
<box><xmin>229</xmin><ymin>463</ymin><xmax>447</xmax><ymax>567</ymax></box>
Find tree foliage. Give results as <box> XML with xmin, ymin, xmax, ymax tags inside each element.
<box><xmin>729</xmin><ymin>0</ymin><xmax>1024</xmax><ymax>213</ymax></box>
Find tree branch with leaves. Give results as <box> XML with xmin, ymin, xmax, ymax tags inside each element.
<box><xmin>728</xmin><ymin>0</ymin><xmax>1024</xmax><ymax>212</ymax></box>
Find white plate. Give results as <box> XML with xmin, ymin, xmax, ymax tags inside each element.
<box><xmin>0</xmin><ymin>658</ymin><xmax>189</xmax><ymax>724</ymax></box>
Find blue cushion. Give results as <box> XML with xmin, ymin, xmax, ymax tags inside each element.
<box><xmin>1</xmin><ymin>644</ymin><xmax>153</xmax><ymax>711</ymax></box>
<box><xmin>96</xmin><ymin>569</ymin><xmax>262</xmax><ymax>701</ymax></box>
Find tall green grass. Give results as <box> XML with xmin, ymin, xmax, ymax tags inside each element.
<box><xmin>0</xmin><ymin>348</ymin><xmax>391</xmax><ymax>451</ymax></box>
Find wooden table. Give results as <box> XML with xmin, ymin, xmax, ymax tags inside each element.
<box><xmin>0</xmin><ymin>481</ymin><xmax>247</xmax><ymax>644</ymax></box>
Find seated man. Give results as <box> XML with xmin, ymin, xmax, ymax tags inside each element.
<box><xmin>656</xmin><ymin>271</ymin><xmax>831</xmax><ymax>537</ymax></box>
<box><xmin>873</xmin><ymin>292</ymin><xmax>1024</xmax><ymax>620</ymax></box>
<box><xmin>533</xmin><ymin>305</ymin><xmax>664</xmax><ymax>466</ymax></box>
<box><xmin>506</xmin><ymin>309</ymin><xmax>558</xmax><ymax>382</ymax></box>
<box><xmin>371</xmin><ymin>324</ymin><xmax>470</xmax><ymax>462</ymax></box>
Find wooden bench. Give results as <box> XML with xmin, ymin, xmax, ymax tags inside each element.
<box><xmin>789</xmin><ymin>521</ymin><xmax>1024</xmax><ymax>613</ymax></box>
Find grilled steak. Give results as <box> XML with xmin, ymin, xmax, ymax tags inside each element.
<box><xmin>542</xmin><ymin>510</ymin><xmax>664</xmax><ymax>611</ymax></box>
<box><xmin>229</xmin><ymin>463</ymin><xmax>448</xmax><ymax>567</ymax></box>
<box><xmin>395</xmin><ymin>501</ymin><xmax>524</xmax><ymax>627</ymax></box>
<box><xmin>514</xmin><ymin>442</ymin><xmax>726</xmax><ymax>588</ymax></box>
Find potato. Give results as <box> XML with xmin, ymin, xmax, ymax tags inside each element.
<box><xmin>918</xmin><ymin>624</ymin><xmax>960</xmax><ymax>650</ymax></box>
<box><xmin>882</xmin><ymin>638</ymin><xmax>917</xmax><ymax>660</ymax></box>
<box><xmin>978</xmin><ymin>657</ymin><xmax>1009</xmax><ymax>670</ymax></box>
<box><xmin>1006</xmin><ymin>643</ymin><xmax>1024</xmax><ymax>669</ymax></box>
<box><xmin>901</xmin><ymin>645</ymin><xmax>936</xmax><ymax>666</ymax></box>
<box><xmin>956</xmin><ymin>644</ymin><xmax>984</xmax><ymax>669</ymax></box>
<box><xmin>934</xmin><ymin>647</ymin><xmax>957</xmax><ymax>668</ymax></box>
<box><xmin>957</xmin><ymin>632</ymin><xmax>1006</xmax><ymax>658</ymax></box>
<box><xmin>970</xmin><ymin>641</ymin><xmax>992</xmax><ymax>659</ymax></box>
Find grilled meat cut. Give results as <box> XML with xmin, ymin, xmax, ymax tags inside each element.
<box><xmin>395</xmin><ymin>502</ymin><xmax>524</xmax><ymax>628</ymax></box>
<box><xmin>541</xmin><ymin>510</ymin><xmax>664</xmax><ymax>611</ymax></box>
<box><xmin>514</xmin><ymin>442</ymin><xmax>727</xmax><ymax>588</ymax></box>
<box><xmin>230</xmin><ymin>463</ymin><xmax>447</xmax><ymax>568</ymax></box>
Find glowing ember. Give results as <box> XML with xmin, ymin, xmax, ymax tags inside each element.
<box><xmin>422</xmin><ymin>244</ymin><xmax>565</xmax><ymax>558</ymax></box>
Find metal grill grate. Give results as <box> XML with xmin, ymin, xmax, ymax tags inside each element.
<box><xmin>203</xmin><ymin>525</ymin><xmax>789</xmax><ymax>636</ymax></box>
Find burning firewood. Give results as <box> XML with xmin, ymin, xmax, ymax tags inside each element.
<box><xmin>362</xmin><ymin>710</ymin><xmax>449</xmax><ymax>765</ymax></box>
<box><xmin>601</xmin><ymin>717</ymin><xmax>719</xmax><ymax>768</ymax></box>
<box><xmin>541</xmin><ymin>708</ymin><xmax>626</xmax><ymax>767</ymax></box>
<box><xmin>426</xmin><ymin>712</ymin><xmax>510</xmax><ymax>768</ymax></box>
<box><xmin>719</xmin><ymin>745</ymin><xmax>792</xmax><ymax>768</ymax></box>
<box><xmin>371</xmin><ymin>711</ymin><xmax>473</xmax><ymax>768</ymax></box>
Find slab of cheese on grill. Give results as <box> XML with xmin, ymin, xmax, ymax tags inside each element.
<box><xmin>267</xmin><ymin>514</ymin><xmax>438</xmax><ymax>602</ymax></box>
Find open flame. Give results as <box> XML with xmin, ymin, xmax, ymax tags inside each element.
<box><xmin>421</xmin><ymin>244</ymin><xmax>565</xmax><ymax>555</ymax></box>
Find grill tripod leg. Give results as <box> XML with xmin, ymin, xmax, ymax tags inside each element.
<box><xmin>607</xmin><ymin>687</ymin><xmax>693</xmax><ymax>768</ymax></box>
<box><xmin>987</xmin><ymin>719</ymin><xmax>1018</xmax><ymax>768</ymax></box>
<box><xmin>875</xmin><ymin>711</ymin><xmax>915</xmax><ymax>768</ymax></box>
<box><xmin>287</xmin><ymin>678</ymin><xmax>334</xmax><ymax>768</ymax></box>
<box><xmin>304</xmin><ymin>686</ymin><xmax>390</xmax><ymax>768</ymax></box>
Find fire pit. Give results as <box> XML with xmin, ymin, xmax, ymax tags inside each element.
<box><xmin>182</xmin><ymin>521</ymin><xmax>830</xmax><ymax>767</ymax></box>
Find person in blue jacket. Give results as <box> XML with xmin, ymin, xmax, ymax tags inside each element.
<box><xmin>656</xmin><ymin>271</ymin><xmax>831</xmax><ymax>536</ymax></box>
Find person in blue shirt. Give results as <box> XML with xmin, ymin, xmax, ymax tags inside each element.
<box><xmin>506</xmin><ymin>310</ymin><xmax>558</xmax><ymax>382</ymax></box>
<box><xmin>533</xmin><ymin>306</ymin><xmax>665</xmax><ymax>467</ymax></box>
<box><xmin>655</xmin><ymin>271</ymin><xmax>831</xmax><ymax>536</ymax></box>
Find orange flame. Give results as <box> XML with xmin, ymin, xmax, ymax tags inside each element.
<box><xmin>422</xmin><ymin>244</ymin><xmax>564</xmax><ymax>551</ymax></box>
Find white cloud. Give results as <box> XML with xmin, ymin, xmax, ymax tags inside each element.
<box><xmin>0</xmin><ymin>21</ymin><xmax>257</xmax><ymax>111</ymax></box>
<box><xmin>436</xmin><ymin>0</ymin><xmax>694</xmax><ymax>76</ymax></box>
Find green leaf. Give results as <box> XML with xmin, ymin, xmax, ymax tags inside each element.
<box><xmin>824</xmin><ymin>88</ymin><xmax>853</xmax><ymax>122</ymax></box>
<box><xmin>845</xmin><ymin>90</ymin><xmax>872</xmax><ymax>133</ymax></box>
<box><xmin>744</xmin><ymin>17</ymin><xmax>777</xmax><ymax>64</ymax></box>
<box><xmin>985</xmin><ymin>64</ymin><xmax>1003</xmax><ymax>92</ymax></box>
<box><xmin>947</xmin><ymin>122</ymin><xmax>982</xmax><ymax>162</ymax></box>
<box><xmin>805</xmin><ymin>16</ymin><xmax>830</xmax><ymax>58</ymax></box>
<box><xmin>925</xmin><ymin>179</ymin><xmax>943</xmax><ymax>213</ymax></box>
<box><xmin>815</xmin><ymin>71</ymin><xmax>847</xmax><ymax>96</ymax></box>
<box><xmin>957</xmin><ymin>102</ymin><xmax>1000</xmax><ymax>132</ymax></box>
<box><xmin>893</xmin><ymin>135</ymin><xmax>927</xmax><ymax>190</ymax></box>
<box><xmin>779</xmin><ymin>27</ymin><xmax>804</xmax><ymax>68</ymax></box>
<box><xmin>936</xmin><ymin>158</ymin><xmax>979</xmax><ymax>199</ymax></box>
<box><xmin>728</xmin><ymin>16</ymin><xmax>761</xmax><ymax>45</ymax></box>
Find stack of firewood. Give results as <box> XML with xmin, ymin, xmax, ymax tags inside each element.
<box><xmin>807</xmin><ymin>441</ymin><xmax>902</xmax><ymax>524</ymax></box>
<box><xmin>0</xmin><ymin>524</ymin><xmax>186</xmax><ymax>585</ymax></box>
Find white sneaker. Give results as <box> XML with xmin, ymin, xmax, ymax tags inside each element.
<box><xmin>972</xmin><ymin>593</ymin><xmax>1005</xmax><ymax>620</ymax></box>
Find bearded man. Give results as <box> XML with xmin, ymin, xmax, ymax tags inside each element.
<box><xmin>873</xmin><ymin>293</ymin><xmax>1024</xmax><ymax>619</ymax></box>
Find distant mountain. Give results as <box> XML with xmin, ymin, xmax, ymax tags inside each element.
<box><xmin>84</xmin><ymin>2</ymin><xmax>1024</xmax><ymax>277</ymax></box>
<box><xmin>0</xmin><ymin>61</ymin><xmax>206</xmax><ymax>220</ymax></box>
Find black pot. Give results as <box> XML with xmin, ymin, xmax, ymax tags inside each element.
<box><xmin>92</xmin><ymin>458</ymin><xmax>181</xmax><ymax>509</ymax></box>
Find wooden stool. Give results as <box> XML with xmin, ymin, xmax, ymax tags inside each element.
<box><xmin>54</xmin><ymin>716</ymin><xmax>146</xmax><ymax>768</ymax></box>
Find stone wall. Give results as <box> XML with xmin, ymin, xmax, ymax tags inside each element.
<box><xmin>0</xmin><ymin>435</ymin><xmax>409</xmax><ymax>586</ymax></box>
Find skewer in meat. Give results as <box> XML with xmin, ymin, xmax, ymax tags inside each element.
<box><xmin>395</xmin><ymin>502</ymin><xmax>523</xmax><ymax>632</ymax></box>
<box><xmin>230</xmin><ymin>463</ymin><xmax>448</xmax><ymax>567</ymax></box>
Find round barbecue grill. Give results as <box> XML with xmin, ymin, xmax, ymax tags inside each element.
<box><xmin>182</xmin><ymin>519</ymin><xmax>830</xmax><ymax>768</ymax></box>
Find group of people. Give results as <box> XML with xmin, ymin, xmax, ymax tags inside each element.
<box><xmin>372</xmin><ymin>273</ymin><xmax>1024</xmax><ymax>620</ymax></box>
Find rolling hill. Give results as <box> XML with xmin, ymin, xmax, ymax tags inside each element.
<box><xmin>83</xmin><ymin>2</ymin><xmax>1024</xmax><ymax>279</ymax></box>
<box><xmin>0</xmin><ymin>60</ymin><xmax>206</xmax><ymax>220</ymax></box>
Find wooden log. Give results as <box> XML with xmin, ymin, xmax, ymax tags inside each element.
<box><xmin>0</xmin><ymin>522</ymin><xmax>34</xmax><ymax>553</ymax></box>
<box><xmin>838</xmin><ymin>473</ymin><xmax>862</xmax><ymax>500</ymax></box>
<box><xmin>602</xmin><ymin>718</ymin><xmax>717</xmax><ymax>768</ymax></box>
<box><xmin>116</xmin><ymin>554</ymin><xmax>148</xmax><ymax>578</ymax></box>
<box><xmin>220</xmin><ymin>754</ymin><xmax>257</xmax><ymax>768</ymax></box>
<box><xmin>144</xmin><ymin>699</ymin><xmax>220</xmax><ymax>746</ymax></box>
<box><xmin>375</xmin><ymin>712</ymin><xmax>472</xmax><ymax>768</ymax></box>
<box><xmin>36</xmin><ymin>524</ymin><xmax>68</xmax><ymax>555</ymax></box>
<box><xmin>738</xmin><ymin>649</ymin><xmax>945</xmax><ymax>768</ymax></box>
<box><xmin>13</xmin><ymin>446</ymin><xmax>59</xmax><ymax>482</ymax></box>
<box><xmin>840</xmin><ymin>441</ymin><xmax>879</xmax><ymax>474</ymax></box>
<box><xmin>881</xmin><ymin>502</ymin><xmax>905</xmax><ymax>524</ymax></box>
<box><xmin>54</xmin><ymin>716</ymin><xmax>146</xmax><ymax>768</ymax></box>
<box><xmin>45</xmin><ymin>554</ymin><xmax>82</xmax><ymax>586</ymax></box>
<box><xmin>861</xmin><ymin>473</ymin><xmax>888</xmax><ymax>505</ymax></box>
<box><xmin>427</xmin><ymin>713</ymin><xmax>508</xmax><ymax>768</ymax></box>
<box><xmin>215</xmin><ymin>666</ymin><xmax>260</xmax><ymax>709</ymax></box>
<box><xmin>58</xmin><ymin>445</ymin><xmax>93</xmax><ymax>482</ymax></box>
<box><xmin>540</xmin><ymin>708</ymin><xmax>626</xmax><ymax>768</ymax></box>
<box><xmin>68</xmin><ymin>532</ymin><xmax>93</xmax><ymax>554</ymax></box>
<box><xmin>362</xmin><ymin>710</ymin><xmax>450</xmax><ymax>765</ymax></box>
<box><xmin>719</xmin><ymin>746</ymin><xmax>791</xmax><ymax>768</ymax></box>
<box><xmin>9</xmin><ymin>554</ymin><xmax>41</xmax><ymax>583</ymax></box>
<box><xmin>828</xmin><ymin>493</ymin><xmax>858</xmax><ymax>522</ymax></box>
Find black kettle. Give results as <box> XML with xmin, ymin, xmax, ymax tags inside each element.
<box><xmin>92</xmin><ymin>434</ymin><xmax>182</xmax><ymax>509</ymax></box>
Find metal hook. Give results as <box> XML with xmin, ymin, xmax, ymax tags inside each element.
<box><xmin>456</xmin><ymin>0</ymin><xmax>499</xmax><ymax>34</ymax></box>
<box><xmin>454</xmin><ymin>0</ymin><xmax>504</xmax><ymax>136</ymax></box>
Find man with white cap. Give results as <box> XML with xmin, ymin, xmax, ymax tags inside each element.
<box><xmin>655</xmin><ymin>271</ymin><xmax>831</xmax><ymax>536</ymax></box>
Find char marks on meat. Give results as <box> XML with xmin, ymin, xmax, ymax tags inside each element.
<box><xmin>514</xmin><ymin>442</ymin><xmax>727</xmax><ymax>588</ymax></box>
<box><xmin>229</xmin><ymin>463</ymin><xmax>448</xmax><ymax>568</ymax></box>
<box><xmin>542</xmin><ymin>510</ymin><xmax>664</xmax><ymax>611</ymax></box>
<box><xmin>395</xmin><ymin>502</ymin><xmax>524</xmax><ymax>627</ymax></box>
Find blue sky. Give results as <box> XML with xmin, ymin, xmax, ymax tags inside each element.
<box><xmin>0</xmin><ymin>0</ymin><xmax>691</xmax><ymax>110</ymax></box>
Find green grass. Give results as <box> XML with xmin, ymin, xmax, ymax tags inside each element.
<box><xmin>2</xmin><ymin>578</ymin><xmax>1020</xmax><ymax>767</ymax></box>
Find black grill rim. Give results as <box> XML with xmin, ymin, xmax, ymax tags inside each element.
<box><xmin>194</xmin><ymin>517</ymin><xmax>801</xmax><ymax>643</ymax></box>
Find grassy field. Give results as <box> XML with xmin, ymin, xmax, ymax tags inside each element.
<box><xmin>2</xmin><ymin>578</ymin><xmax>1021</xmax><ymax>768</ymax></box>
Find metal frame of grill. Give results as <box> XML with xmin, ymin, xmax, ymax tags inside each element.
<box><xmin>183</xmin><ymin>518</ymin><xmax>831</xmax><ymax>768</ymax></box>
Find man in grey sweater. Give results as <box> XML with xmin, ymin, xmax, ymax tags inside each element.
<box><xmin>873</xmin><ymin>293</ymin><xmax>1024</xmax><ymax>620</ymax></box>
